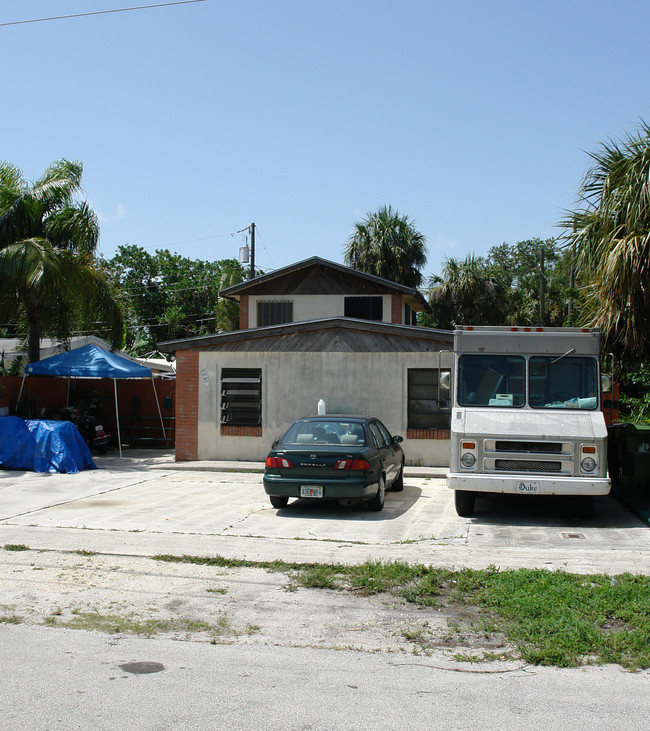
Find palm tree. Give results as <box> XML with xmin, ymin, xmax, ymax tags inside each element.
<box><xmin>427</xmin><ymin>254</ymin><xmax>506</xmax><ymax>329</ymax></box>
<box><xmin>344</xmin><ymin>205</ymin><xmax>427</xmax><ymax>287</ymax></box>
<box><xmin>215</xmin><ymin>267</ymin><xmax>245</xmax><ymax>332</ymax></box>
<box><xmin>561</xmin><ymin>121</ymin><xmax>650</xmax><ymax>358</ymax></box>
<box><xmin>0</xmin><ymin>159</ymin><xmax>123</xmax><ymax>362</ymax></box>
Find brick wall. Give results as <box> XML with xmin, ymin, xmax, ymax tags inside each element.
<box><xmin>391</xmin><ymin>295</ymin><xmax>402</xmax><ymax>324</ymax></box>
<box><xmin>221</xmin><ymin>425</ymin><xmax>262</xmax><ymax>437</ymax></box>
<box><xmin>239</xmin><ymin>295</ymin><xmax>249</xmax><ymax>329</ymax></box>
<box><xmin>175</xmin><ymin>350</ymin><xmax>199</xmax><ymax>460</ymax></box>
<box><xmin>406</xmin><ymin>428</ymin><xmax>451</xmax><ymax>440</ymax></box>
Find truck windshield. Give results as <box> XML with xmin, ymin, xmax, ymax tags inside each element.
<box><xmin>529</xmin><ymin>356</ymin><xmax>598</xmax><ymax>409</ymax></box>
<box><xmin>458</xmin><ymin>355</ymin><xmax>525</xmax><ymax>407</ymax></box>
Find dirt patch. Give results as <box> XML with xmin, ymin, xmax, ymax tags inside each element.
<box><xmin>0</xmin><ymin>547</ymin><xmax>520</xmax><ymax>669</ymax></box>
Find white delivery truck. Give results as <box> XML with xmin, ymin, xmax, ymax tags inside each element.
<box><xmin>447</xmin><ymin>326</ymin><xmax>610</xmax><ymax>516</ymax></box>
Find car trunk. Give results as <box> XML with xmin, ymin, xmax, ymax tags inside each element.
<box><xmin>277</xmin><ymin>446</ymin><xmax>365</xmax><ymax>479</ymax></box>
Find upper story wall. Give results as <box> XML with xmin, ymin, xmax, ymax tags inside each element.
<box><xmin>242</xmin><ymin>293</ymin><xmax>416</xmax><ymax>329</ymax></box>
<box><xmin>220</xmin><ymin>257</ymin><xmax>430</xmax><ymax>330</ymax></box>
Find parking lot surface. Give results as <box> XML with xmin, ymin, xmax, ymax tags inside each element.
<box><xmin>1</xmin><ymin>450</ymin><xmax>648</xmax><ymax>574</ymax></box>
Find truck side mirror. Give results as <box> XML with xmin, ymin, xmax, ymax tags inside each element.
<box><xmin>440</xmin><ymin>370</ymin><xmax>451</xmax><ymax>391</ymax></box>
<box><xmin>601</xmin><ymin>374</ymin><xmax>612</xmax><ymax>393</ymax></box>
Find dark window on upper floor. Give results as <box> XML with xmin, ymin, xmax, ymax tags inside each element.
<box><xmin>344</xmin><ymin>296</ymin><xmax>383</xmax><ymax>321</ymax></box>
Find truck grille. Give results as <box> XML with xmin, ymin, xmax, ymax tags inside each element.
<box><xmin>495</xmin><ymin>441</ymin><xmax>562</xmax><ymax>454</ymax></box>
<box><xmin>494</xmin><ymin>459</ymin><xmax>563</xmax><ymax>473</ymax></box>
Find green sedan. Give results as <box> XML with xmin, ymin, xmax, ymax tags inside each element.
<box><xmin>263</xmin><ymin>416</ymin><xmax>405</xmax><ymax>511</ymax></box>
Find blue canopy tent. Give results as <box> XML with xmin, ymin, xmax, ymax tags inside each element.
<box><xmin>17</xmin><ymin>344</ymin><xmax>165</xmax><ymax>457</ymax></box>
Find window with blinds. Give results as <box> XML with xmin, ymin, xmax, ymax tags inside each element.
<box><xmin>407</xmin><ymin>368</ymin><xmax>450</xmax><ymax>429</ymax></box>
<box><xmin>220</xmin><ymin>368</ymin><xmax>262</xmax><ymax>426</ymax></box>
<box><xmin>257</xmin><ymin>301</ymin><xmax>293</xmax><ymax>327</ymax></box>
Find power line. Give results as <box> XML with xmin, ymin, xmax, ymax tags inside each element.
<box><xmin>0</xmin><ymin>0</ymin><xmax>208</xmax><ymax>28</ymax></box>
<box><xmin>253</xmin><ymin>226</ymin><xmax>276</xmax><ymax>270</ymax></box>
<box><xmin>100</xmin><ymin>227</ymin><xmax>249</xmax><ymax>254</ymax></box>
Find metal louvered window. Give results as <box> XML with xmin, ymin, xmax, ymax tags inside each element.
<box><xmin>407</xmin><ymin>369</ymin><xmax>450</xmax><ymax>429</ymax></box>
<box><xmin>257</xmin><ymin>301</ymin><xmax>293</xmax><ymax>327</ymax></box>
<box><xmin>220</xmin><ymin>368</ymin><xmax>262</xmax><ymax>426</ymax></box>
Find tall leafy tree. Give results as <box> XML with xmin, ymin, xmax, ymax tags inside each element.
<box><xmin>107</xmin><ymin>245</ymin><xmax>246</xmax><ymax>351</ymax></box>
<box><xmin>426</xmin><ymin>254</ymin><xmax>505</xmax><ymax>328</ymax></box>
<box><xmin>344</xmin><ymin>205</ymin><xmax>427</xmax><ymax>287</ymax></box>
<box><xmin>561</xmin><ymin>121</ymin><xmax>650</xmax><ymax>358</ymax></box>
<box><xmin>0</xmin><ymin>160</ymin><xmax>123</xmax><ymax>362</ymax></box>
<box><xmin>215</xmin><ymin>266</ymin><xmax>245</xmax><ymax>332</ymax></box>
<box><xmin>486</xmin><ymin>238</ymin><xmax>573</xmax><ymax>326</ymax></box>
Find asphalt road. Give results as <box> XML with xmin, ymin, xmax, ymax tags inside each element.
<box><xmin>2</xmin><ymin>624</ymin><xmax>649</xmax><ymax>731</ymax></box>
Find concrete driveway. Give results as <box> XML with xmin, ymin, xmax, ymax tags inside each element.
<box><xmin>1</xmin><ymin>450</ymin><xmax>648</xmax><ymax>573</ymax></box>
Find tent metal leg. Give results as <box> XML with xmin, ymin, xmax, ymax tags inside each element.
<box><xmin>151</xmin><ymin>376</ymin><xmax>166</xmax><ymax>440</ymax></box>
<box><xmin>114</xmin><ymin>379</ymin><xmax>122</xmax><ymax>458</ymax></box>
<box><xmin>16</xmin><ymin>372</ymin><xmax>27</xmax><ymax>412</ymax></box>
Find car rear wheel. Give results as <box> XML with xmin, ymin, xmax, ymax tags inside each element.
<box><xmin>270</xmin><ymin>495</ymin><xmax>289</xmax><ymax>509</ymax></box>
<box><xmin>391</xmin><ymin>462</ymin><xmax>404</xmax><ymax>492</ymax></box>
<box><xmin>368</xmin><ymin>475</ymin><xmax>385</xmax><ymax>511</ymax></box>
<box><xmin>454</xmin><ymin>489</ymin><xmax>475</xmax><ymax>517</ymax></box>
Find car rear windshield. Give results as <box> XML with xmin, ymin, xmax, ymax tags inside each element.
<box><xmin>281</xmin><ymin>421</ymin><xmax>367</xmax><ymax>446</ymax></box>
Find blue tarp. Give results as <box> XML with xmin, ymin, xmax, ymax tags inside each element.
<box><xmin>0</xmin><ymin>416</ymin><xmax>96</xmax><ymax>473</ymax></box>
<box><xmin>25</xmin><ymin>344</ymin><xmax>152</xmax><ymax>379</ymax></box>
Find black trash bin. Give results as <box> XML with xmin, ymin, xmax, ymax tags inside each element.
<box><xmin>608</xmin><ymin>422</ymin><xmax>650</xmax><ymax>525</ymax></box>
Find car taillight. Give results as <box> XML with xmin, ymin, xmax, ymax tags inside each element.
<box><xmin>334</xmin><ymin>459</ymin><xmax>370</xmax><ymax>470</ymax></box>
<box><xmin>265</xmin><ymin>456</ymin><xmax>294</xmax><ymax>468</ymax></box>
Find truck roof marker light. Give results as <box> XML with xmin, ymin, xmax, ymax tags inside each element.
<box><xmin>581</xmin><ymin>328</ymin><xmax>590</xmax><ymax>333</ymax></box>
<box><xmin>536</xmin><ymin>328</ymin><xmax>544</xmax><ymax>332</ymax></box>
<box><xmin>523</xmin><ymin>328</ymin><xmax>531</xmax><ymax>332</ymax></box>
<box><xmin>511</xmin><ymin>327</ymin><xmax>519</xmax><ymax>331</ymax></box>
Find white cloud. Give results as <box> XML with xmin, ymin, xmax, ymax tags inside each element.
<box><xmin>97</xmin><ymin>202</ymin><xmax>127</xmax><ymax>224</ymax></box>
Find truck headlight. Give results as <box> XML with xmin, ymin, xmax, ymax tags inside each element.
<box><xmin>460</xmin><ymin>452</ymin><xmax>476</xmax><ymax>468</ymax></box>
<box><xmin>581</xmin><ymin>457</ymin><xmax>597</xmax><ymax>472</ymax></box>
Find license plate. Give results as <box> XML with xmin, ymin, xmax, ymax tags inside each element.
<box><xmin>517</xmin><ymin>481</ymin><xmax>540</xmax><ymax>494</ymax></box>
<box><xmin>300</xmin><ymin>485</ymin><xmax>323</xmax><ymax>498</ymax></box>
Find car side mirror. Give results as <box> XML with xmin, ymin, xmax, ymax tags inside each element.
<box><xmin>392</xmin><ymin>435</ymin><xmax>403</xmax><ymax>444</ymax></box>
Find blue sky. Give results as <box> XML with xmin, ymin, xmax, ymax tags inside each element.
<box><xmin>3</xmin><ymin>0</ymin><xmax>649</xmax><ymax>282</ymax></box>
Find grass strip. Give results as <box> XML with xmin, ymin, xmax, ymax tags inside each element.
<box><xmin>154</xmin><ymin>554</ymin><xmax>650</xmax><ymax>669</ymax></box>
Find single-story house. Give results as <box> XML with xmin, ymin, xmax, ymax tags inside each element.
<box><xmin>159</xmin><ymin>317</ymin><xmax>453</xmax><ymax>466</ymax></box>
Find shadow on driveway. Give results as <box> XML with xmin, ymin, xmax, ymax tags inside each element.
<box><xmin>270</xmin><ymin>483</ymin><xmax>423</xmax><ymax>522</ymax></box>
<box><xmin>468</xmin><ymin>493</ymin><xmax>645</xmax><ymax>529</ymax></box>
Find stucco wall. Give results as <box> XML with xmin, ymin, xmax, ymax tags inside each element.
<box><xmin>248</xmin><ymin>294</ymin><xmax>395</xmax><ymax>328</ymax></box>
<box><xmin>196</xmin><ymin>350</ymin><xmax>453</xmax><ymax>466</ymax></box>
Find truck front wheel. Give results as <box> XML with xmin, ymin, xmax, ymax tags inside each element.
<box><xmin>454</xmin><ymin>490</ymin><xmax>476</xmax><ymax>517</ymax></box>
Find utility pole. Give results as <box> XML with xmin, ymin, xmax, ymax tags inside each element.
<box><xmin>568</xmin><ymin>243</ymin><xmax>575</xmax><ymax>322</ymax></box>
<box><xmin>249</xmin><ymin>222</ymin><xmax>255</xmax><ymax>279</ymax></box>
<box><xmin>539</xmin><ymin>246</ymin><xmax>546</xmax><ymax>327</ymax></box>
